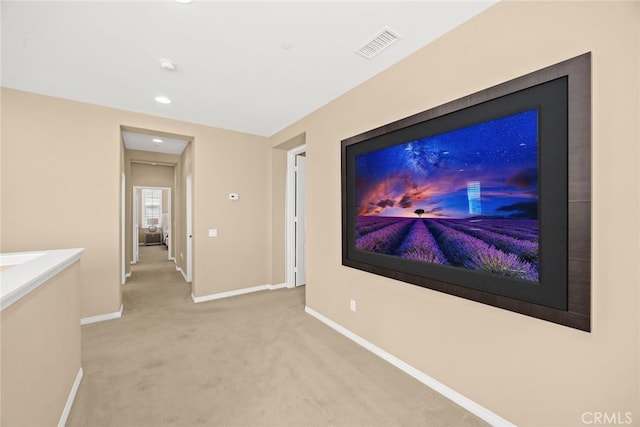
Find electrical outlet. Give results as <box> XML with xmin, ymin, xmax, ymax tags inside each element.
<box><xmin>350</xmin><ymin>299</ymin><xmax>356</xmax><ymax>312</ymax></box>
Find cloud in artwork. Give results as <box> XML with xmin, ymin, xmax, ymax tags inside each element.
<box><xmin>506</xmin><ymin>168</ymin><xmax>538</xmax><ymax>189</ymax></box>
<box><xmin>398</xmin><ymin>194</ymin><xmax>413</xmax><ymax>208</ymax></box>
<box><xmin>496</xmin><ymin>201</ymin><xmax>538</xmax><ymax>219</ymax></box>
<box><xmin>376</xmin><ymin>199</ymin><xmax>395</xmax><ymax>208</ymax></box>
<box><xmin>425</xmin><ymin>206</ymin><xmax>444</xmax><ymax>215</ymax></box>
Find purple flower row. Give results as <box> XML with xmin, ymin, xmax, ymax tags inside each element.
<box><xmin>467</xmin><ymin>223</ymin><xmax>537</xmax><ymax>241</ymax></box>
<box><xmin>463</xmin><ymin>248</ymin><xmax>539</xmax><ymax>281</ymax></box>
<box><xmin>355</xmin><ymin>216</ymin><xmax>401</xmax><ymax>237</ymax></box>
<box><xmin>396</xmin><ymin>219</ymin><xmax>448</xmax><ymax>264</ymax></box>
<box><xmin>355</xmin><ymin>219</ymin><xmax>413</xmax><ymax>254</ymax></box>
<box><xmin>474</xmin><ymin>219</ymin><xmax>538</xmax><ymax>233</ymax></box>
<box><xmin>425</xmin><ymin>220</ymin><xmax>538</xmax><ymax>281</ymax></box>
<box><xmin>438</xmin><ymin>220</ymin><xmax>538</xmax><ymax>263</ymax></box>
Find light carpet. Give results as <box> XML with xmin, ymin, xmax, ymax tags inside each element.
<box><xmin>67</xmin><ymin>245</ymin><xmax>488</xmax><ymax>427</ymax></box>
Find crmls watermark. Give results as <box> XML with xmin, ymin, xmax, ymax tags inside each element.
<box><xmin>581</xmin><ymin>412</ymin><xmax>633</xmax><ymax>425</ymax></box>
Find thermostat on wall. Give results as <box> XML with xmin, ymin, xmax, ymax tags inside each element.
<box><xmin>229</xmin><ymin>193</ymin><xmax>239</xmax><ymax>201</ymax></box>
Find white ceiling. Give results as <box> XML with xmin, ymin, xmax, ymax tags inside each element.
<box><xmin>1</xmin><ymin>1</ymin><xmax>498</xmax><ymax>139</ymax></box>
<box><xmin>122</xmin><ymin>131</ymin><xmax>189</xmax><ymax>155</ymax></box>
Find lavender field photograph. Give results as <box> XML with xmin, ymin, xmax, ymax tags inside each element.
<box><xmin>355</xmin><ymin>109</ymin><xmax>539</xmax><ymax>281</ymax></box>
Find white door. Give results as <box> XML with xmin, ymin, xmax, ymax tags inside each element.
<box><xmin>186</xmin><ymin>175</ymin><xmax>193</xmax><ymax>283</ymax></box>
<box><xmin>295</xmin><ymin>155</ymin><xmax>306</xmax><ymax>287</ymax></box>
<box><xmin>132</xmin><ymin>188</ymin><xmax>139</xmax><ymax>264</ymax></box>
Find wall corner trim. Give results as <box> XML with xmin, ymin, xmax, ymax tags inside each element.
<box><xmin>191</xmin><ymin>283</ymin><xmax>287</xmax><ymax>303</ymax></box>
<box><xmin>57</xmin><ymin>367</ymin><xmax>83</xmax><ymax>427</ymax></box>
<box><xmin>80</xmin><ymin>304</ymin><xmax>123</xmax><ymax>325</ymax></box>
<box><xmin>304</xmin><ymin>305</ymin><xmax>515</xmax><ymax>427</ymax></box>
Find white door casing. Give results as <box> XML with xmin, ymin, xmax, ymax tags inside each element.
<box><xmin>185</xmin><ymin>175</ymin><xmax>193</xmax><ymax>283</ymax></box>
<box><xmin>132</xmin><ymin>188</ymin><xmax>139</xmax><ymax>264</ymax></box>
<box><xmin>121</xmin><ymin>173</ymin><xmax>126</xmax><ymax>284</ymax></box>
<box><xmin>295</xmin><ymin>154</ymin><xmax>306</xmax><ymax>287</ymax></box>
<box><xmin>133</xmin><ymin>186</ymin><xmax>172</xmax><ymax>265</ymax></box>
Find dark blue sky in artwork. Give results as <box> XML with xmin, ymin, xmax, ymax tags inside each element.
<box><xmin>355</xmin><ymin>109</ymin><xmax>539</xmax><ymax>218</ymax></box>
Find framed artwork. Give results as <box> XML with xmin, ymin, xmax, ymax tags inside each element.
<box><xmin>341</xmin><ymin>53</ymin><xmax>591</xmax><ymax>331</ymax></box>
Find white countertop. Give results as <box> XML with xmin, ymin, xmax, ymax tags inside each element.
<box><xmin>1</xmin><ymin>248</ymin><xmax>85</xmax><ymax>311</ymax></box>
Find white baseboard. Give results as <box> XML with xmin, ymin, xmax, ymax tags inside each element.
<box><xmin>304</xmin><ymin>306</ymin><xmax>514</xmax><ymax>427</ymax></box>
<box><xmin>192</xmin><ymin>283</ymin><xmax>287</xmax><ymax>303</ymax></box>
<box><xmin>175</xmin><ymin>265</ymin><xmax>188</xmax><ymax>282</ymax></box>
<box><xmin>80</xmin><ymin>304</ymin><xmax>123</xmax><ymax>325</ymax></box>
<box><xmin>58</xmin><ymin>367</ymin><xmax>83</xmax><ymax>427</ymax></box>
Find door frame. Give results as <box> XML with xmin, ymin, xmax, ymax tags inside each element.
<box><xmin>121</xmin><ymin>173</ymin><xmax>127</xmax><ymax>284</ymax></box>
<box><xmin>132</xmin><ymin>185</ymin><xmax>173</xmax><ymax>263</ymax></box>
<box><xmin>185</xmin><ymin>175</ymin><xmax>193</xmax><ymax>283</ymax></box>
<box><xmin>285</xmin><ymin>145</ymin><xmax>306</xmax><ymax>288</ymax></box>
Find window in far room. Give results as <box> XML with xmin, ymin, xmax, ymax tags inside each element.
<box><xmin>141</xmin><ymin>188</ymin><xmax>162</xmax><ymax>228</ymax></box>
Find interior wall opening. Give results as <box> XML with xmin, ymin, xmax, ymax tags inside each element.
<box><xmin>286</xmin><ymin>144</ymin><xmax>307</xmax><ymax>288</ymax></box>
<box><xmin>120</xmin><ymin>126</ymin><xmax>193</xmax><ymax>291</ymax></box>
<box><xmin>132</xmin><ymin>185</ymin><xmax>172</xmax><ymax>266</ymax></box>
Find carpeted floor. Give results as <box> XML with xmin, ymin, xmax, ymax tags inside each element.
<box><xmin>67</xmin><ymin>245</ymin><xmax>487</xmax><ymax>427</ymax></box>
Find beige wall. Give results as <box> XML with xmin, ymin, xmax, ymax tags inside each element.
<box><xmin>191</xmin><ymin>126</ymin><xmax>271</xmax><ymax>296</ymax></box>
<box><xmin>270</xmin><ymin>2</ymin><xmax>639</xmax><ymax>425</ymax></box>
<box><xmin>1</xmin><ymin>88</ymin><xmax>270</xmax><ymax>317</ymax></box>
<box><xmin>1</xmin><ymin>89</ymin><xmax>122</xmax><ymax>317</ymax></box>
<box><xmin>131</xmin><ymin>162</ymin><xmax>174</xmax><ymax>188</ymax></box>
<box><xmin>269</xmin><ymin>147</ymin><xmax>287</xmax><ymax>285</ymax></box>
<box><xmin>1</xmin><ymin>262</ymin><xmax>81</xmax><ymax>426</ymax></box>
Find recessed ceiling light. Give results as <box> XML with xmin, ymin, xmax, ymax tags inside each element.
<box><xmin>281</xmin><ymin>42</ymin><xmax>293</xmax><ymax>50</ymax></box>
<box><xmin>159</xmin><ymin>59</ymin><xmax>177</xmax><ymax>71</ymax></box>
<box><xmin>152</xmin><ymin>138</ymin><xmax>164</xmax><ymax>143</ymax></box>
<box><xmin>155</xmin><ymin>96</ymin><xmax>171</xmax><ymax>104</ymax></box>
<box><xmin>174</xmin><ymin>0</ymin><xmax>194</xmax><ymax>4</ymax></box>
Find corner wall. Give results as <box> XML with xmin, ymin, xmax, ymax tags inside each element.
<box><xmin>270</xmin><ymin>2</ymin><xmax>640</xmax><ymax>425</ymax></box>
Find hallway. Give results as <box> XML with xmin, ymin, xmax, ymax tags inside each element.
<box><xmin>67</xmin><ymin>246</ymin><xmax>485</xmax><ymax>426</ymax></box>
<box><xmin>125</xmin><ymin>245</ymin><xmax>190</xmax><ymax>310</ymax></box>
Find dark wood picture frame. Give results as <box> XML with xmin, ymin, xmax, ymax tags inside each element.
<box><xmin>341</xmin><ymin>53</ymin><xmax>591</xmax><ymax>331</ymax></box>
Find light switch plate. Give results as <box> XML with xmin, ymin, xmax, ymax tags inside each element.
<box><xmin>229</xmin><ymin>193</ymin><xmax>239</xmax><ymax>200</ymax></box>
<box><xmin>208</xmin><ymin>229</ymin><xmax>217</xmax><ymax>237</ymax></box>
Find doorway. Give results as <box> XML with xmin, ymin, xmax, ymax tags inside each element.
<box><xmin>132</xmin><ymin>186</ymin><xmax>172</xmax><ymax>265</ymax></box>
<box><xmin>286</xmin><ymin>145</ymin><xmax>307</xmax><ymax>288</ymax></box>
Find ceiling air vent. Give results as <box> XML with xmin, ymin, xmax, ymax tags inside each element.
<box><xmin>356</xmin><ymin>27</ymin><xmax>402</xmax><ymax>60</ymax></box>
